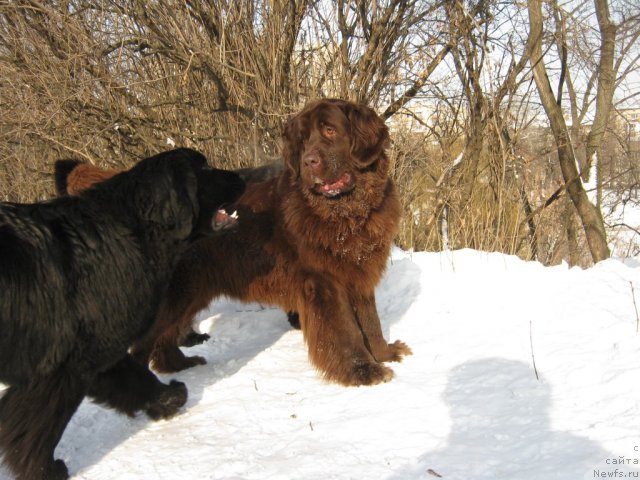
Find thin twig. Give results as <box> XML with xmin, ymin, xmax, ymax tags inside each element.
<box><xmin>530</xmin><ymin>320</ymin><xmax>539</xmax><ymax>380</ymax></box>
<box><xmin>609</xmin><ymin>223</ymin><xmax>640</xmax><ymax>237</ymax></box>
<box><xmin>630</xmin><ymin>282</ymin><xmax>639</xmax><ymax>333</ymax></box>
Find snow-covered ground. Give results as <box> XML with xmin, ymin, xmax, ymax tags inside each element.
<box><xmin>2</xmin><ymin>247</ymin><xmax>640</xmax><ymax>479</ymax></box>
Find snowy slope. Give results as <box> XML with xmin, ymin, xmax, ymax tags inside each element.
<box><xmin>2</xmin><ymin>248</ymin><xmax>640</xmax><ymax>480</ymax></box>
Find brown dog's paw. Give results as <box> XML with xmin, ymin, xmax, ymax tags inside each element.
<box><xmin>346</xmin><ymin>362</ymin><xmax>394</xmax><ymax>386</ymax></box>
<box><xmin>150</xmin><ymin>347</ymin><xmax>207</xmax><ymax>373</ymax></box>
<box><xmin>372</xmin><ymin>340</ymin><xmax>412</xmax><ymax>363</ymax></box>
<box><xmin>386</xmin><ymin>340</ymin><xmax>413</xmax><ymax>362</ymax></box>
<box><xmin>180</xmin><ymin>331</ymin><xmax>210</xmax><ymax>347</ymax></box>
<box><xmin>181</xmin><ymin>354</ymin><xmax>208</xmax><ymax>369</ymax></box>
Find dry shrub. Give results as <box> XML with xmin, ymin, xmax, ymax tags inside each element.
<box><xmin>392</xmin><ymin>128</ymin><xmax>532</xmax><ymax>258</ymax></box>
<box><xmin>1</xmin><ymin>2</ymin><xmax>636</xmax><ymax>265</ymax></box>
<box><xmin>389</xmin><ymin>120</ymin><xmax>611</xmax><ymax>267</ymax></box>
<box><xmin>0</xmin><ymin>2</ymin><xmax>299</xmax><ymax>202</ymax></box>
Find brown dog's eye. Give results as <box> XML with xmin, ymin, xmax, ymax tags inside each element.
<box><xmin>322</xmin><ymin>125</ymin><xmax>337</xmax><ymax>139</ymax></box>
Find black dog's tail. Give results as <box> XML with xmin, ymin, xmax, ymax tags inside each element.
<box><xmin>54</xmin><ymin>159</ymin><xmax>82</xmax><ymax>196</ymax></box>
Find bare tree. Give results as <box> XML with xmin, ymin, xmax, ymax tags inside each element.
<box><xmin>0</xmin><ymin>1</ymin><xmax>312</xmax><ymax>181</ymax></box>
<box><xmin>528</xmin><ymin>0</ymin><xmax>615</xmax><ymax>263</ymax></box>
<box><xmin>410</xmin><ymin>0</ymin><xmax>540</xmax><ymax>255</ymax></box>
<box><xmin>1</xmin><ymin>0</ymin><xmax>639</xmax><ymax>263</ymax></box>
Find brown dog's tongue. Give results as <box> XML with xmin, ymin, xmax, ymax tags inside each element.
<box><xmin>318</xmin><ymin>173</ymin><xmax>352</xmax><ymax>193</ymax></box>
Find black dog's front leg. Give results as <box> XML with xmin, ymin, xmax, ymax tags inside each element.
<box><xmin>0</xmin><ymin>370</ymin><xmax>85</xmax><ymax>480</ymax></box>
<box><xmin>87</xmin><ymin>354</ymin><xmax>187</xmax><ymax>420</ymax></box>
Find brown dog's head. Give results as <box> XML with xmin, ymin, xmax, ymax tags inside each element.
<box><xmin>282</xmin><ymin>99</ymin><xmax>390</xmax><ymax>198</ymax></box>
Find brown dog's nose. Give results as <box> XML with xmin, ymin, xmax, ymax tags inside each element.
<box><xmin>303</xmin><ymin>150</ymin><xmax>321</xmax><ymax>168</ymax></box>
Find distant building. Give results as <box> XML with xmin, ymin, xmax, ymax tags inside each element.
<box><xmin>386</xmin><ymin>100</ymin><xmax>434</xmax><ymax>133</ymax></box>
<box><xmin>617</xmin><ymin>108</ymin><xmax>640</xmax><ymax>152</ymax></box>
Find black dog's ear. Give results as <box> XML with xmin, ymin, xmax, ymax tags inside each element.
<box><xmin>344</xmin><ymin>103</ymin><xmax>390</xmax><ymax>168</ymax></box>
<box><xmin>53</xmin><ymin>159</ymin><xmax>83</xmax><ymax>196</ymax></box>
<box><xmin>176</xmin><ymin>147</ymin><xmax>208</xmax><ymax>171</ymax></box>
<box><xmin>133</xmin><ymin>156</ymin><xmax>199</xmax><ymax>240</ymax></box>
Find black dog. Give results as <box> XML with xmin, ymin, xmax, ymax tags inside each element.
<box><xmin>0</xmin><ymin>148</ymin><xmax>244</xmax><ymax>479</ymax></box>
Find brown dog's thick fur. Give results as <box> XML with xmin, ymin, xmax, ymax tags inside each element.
<box><xmin>59</xmin><ymin>99</ymin><xmax>412</xmax><ymax>386</ymax></box>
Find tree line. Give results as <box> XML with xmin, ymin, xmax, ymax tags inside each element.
<box><xmin>1</xmin><ymin>0</ymin><xmax>639</xmax><ymax>265</ymax></box>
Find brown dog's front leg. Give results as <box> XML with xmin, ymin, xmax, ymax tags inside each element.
<box><xmin>351</xmin><ymin>292</ymin><xmax>412</xmax><ymax>363</ymax></box>
<box><xmin>131</xmin><ymin>296</ymin><xmax>207</xmax><ymax>373</ymax></box>
<box><xmin>299</xmin><ymin>274</ymin><xmax>394</xmax><ymax>386</ymax></box>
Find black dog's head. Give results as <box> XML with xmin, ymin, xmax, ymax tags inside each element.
<box><xmin>98</xmin><ymin>148</ymin><xmax>245</xmax><ymax>242</ymax></box>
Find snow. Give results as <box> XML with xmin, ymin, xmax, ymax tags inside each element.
<box><xmin>3</xmin><ymin>248</ymin><xmax>640</xmax><ymax>479</ymax></box>
<box><xmin>604</xmin><ymin>191</ymin><xmax>640</xmax><ymax>258</ymax></box>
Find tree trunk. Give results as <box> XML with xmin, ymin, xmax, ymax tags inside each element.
<box><xmin>527</xmin><ymin>0</ymin><xmax>610</xmax><ymax>263</ymax></box>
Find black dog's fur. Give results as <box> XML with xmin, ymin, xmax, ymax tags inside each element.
<box><xmin>52</xmin><ymin>159</ymin><xmax>81</xmax><ymax>196</ymax></box>
<box><xmin>0</xmin><ymin>148</ymin><xmax>244</xmax><ymax>479</ymax></box>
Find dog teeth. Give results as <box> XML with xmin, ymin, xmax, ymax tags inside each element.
<box><xmin>230</xmin><ymin>210</ymin><xmax>238</xmax><ymax>219</ymax></box>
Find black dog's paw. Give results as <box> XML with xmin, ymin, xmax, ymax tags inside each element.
<box><xmin>287</xmin><ymin>311</ymin><xmax>301</xmax><ymax>330</ymax></box>
<box><xmin>181</xmin><ymin>330</ymin><xmax>210</xmax><ymax>347</ymax></box>
<box><xmin>145</xmin><ymin>380</ymin><xmax>188</xmax><ymax>420</ymax></box>
<box><xmin>44</xmin><ymin>459</ymin><xmax>69</xmax><ymax>480</ymax></box>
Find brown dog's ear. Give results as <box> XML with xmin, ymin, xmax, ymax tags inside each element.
<box><xmin>345</xmin><ymin>103</ymin><xmax>390</xmax><ymax>167</ymax></box>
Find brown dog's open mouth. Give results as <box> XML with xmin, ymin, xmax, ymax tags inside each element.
<box><xmin>313</xmin><ymin>172</ymin><xmax>353</xmax><ymax>197</ymax></box>
<box><xmin>212</xmin><ymin>208</ymin><xmax>239</xmax><ymax>231</ymax></box>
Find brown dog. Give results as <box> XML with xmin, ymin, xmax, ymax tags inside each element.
<box><xmin>57</xmin><ymin>99</ymin><xmax>412</xmax><ymax>386</ymax></box>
